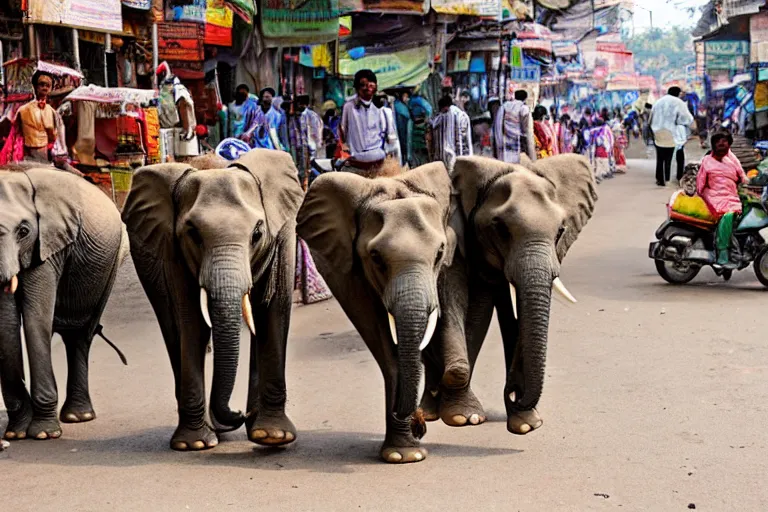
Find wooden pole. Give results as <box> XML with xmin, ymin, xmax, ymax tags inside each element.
<box><xmin>104</xmin><ymin>33</ymin><xmax>111</xmax><ymax>87</ymax></box>
<box><xmin>72</xmin><ymin>28</ymin><xmax>81</xmax><ymax>72</ymax></box>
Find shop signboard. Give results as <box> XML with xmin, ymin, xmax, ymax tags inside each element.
<box><xmin>339</xmin><ymin>45</ymin><xmax>431</xmax><ymax>88</ymax></box>
<box><xmin>26</xmin><ymin>0</ymin><xmax>123</xmax><ymax>33</ymax></box>
<box><xmin>431</xmin><ymin>0</ymin><xmax>500</xmax><ymax>17</ymax></box>
<box><xmin>705</xmin><ymin>40</ymin><xmax>749</xmax><ymax>70</ymax></box>
<box><xmin>751</xmin><ymin>12</ymin><xmax>768</xmax><ymax>64</ymax></box>
<box><xmin>508</xmin><ymin>66</ymin><xmax>540</xmax><ymax>83</ymax></box>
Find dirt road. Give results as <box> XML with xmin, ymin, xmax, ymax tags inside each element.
<box><xmin>3</xmin><ymin>156</ymin><xmax>767</xmax><ymax>511</ymax></box>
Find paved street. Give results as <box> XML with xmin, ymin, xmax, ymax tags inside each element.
<box><xmin>3</xmin><ymin>154</ymin><xmax>768</xmax><ymax>511</ymax></box>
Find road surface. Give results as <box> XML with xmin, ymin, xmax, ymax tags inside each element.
<box><xmin>3</xmin><ymin>154</ymin><xmax>768</xmax><ymax>511</ymax></box>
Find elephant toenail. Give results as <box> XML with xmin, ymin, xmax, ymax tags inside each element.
<box><xmin>172</xmin><ymin>441</ymin><xmax>189</xmax><ymax>450</ymax></box>
<box><xmin>469</xmin><ymin>414</ymin><xmax>480</xmax><ymax>425</ymax></box>
<box><xmin>285</xmin><ymin>432</ymin><xmax>295</xmax><ymax>441</ymax></box>
<box><xmin>82</xmin><ymin>413</ymin><xmax>93</xmax><ymax>420</ymax></box>
<box><xmin>509</xmin><ymin>391</ymin><xmax>516</xmax><ymax>402</ymax></box>
<box><xmin>250</xmin><ymin>429</ymin><xmax>267</xmax><ymax>440</ymax></box>
<box><xmin>451</xmin><ymin>415</ymin><xmax>468</xmax><ymax>425</ymax></box>
<box><xmin>519</xmin><ymin>423</ymin><xmax>531</xmax><ymax>434</ymax></box>
<box><xmin>5</xmin><ymin>432</ymin><xmax>15</xmax><ymax>440</ymax></box>
<box><xmin>413</xmin><ymin>451</ymin><xmax>423</xmax><ymax>461</ymax></box>
<box><xmin>387</xmin><ymin>452</ymin><xmax>403</xmax><ymax>462</ymax></box>
<box><xmin>191</xmin><ymin>441</ymin><xmax>205</xmax><ymax>450</ymax></box>
<box><xmin>36</xmin><ymin>432</ymin><xmax>48</xmax><ymax>440</ymax></box>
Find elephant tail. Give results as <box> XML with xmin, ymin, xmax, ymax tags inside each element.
<box><xmin>95</xmin><ymin>325</ymin><xmax>128</xmax><ymax>366</ymax></box>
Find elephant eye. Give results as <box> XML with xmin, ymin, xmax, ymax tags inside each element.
<box><xmin>187</xmin><ymin>225</ymin><xmax>203</xmax><ymax>247</ymax></box>
<box><xmin>556</xmin><ymin>225</ymin><xmax>566</xmax><ymax>244</ymax></box>
<box><xmin>251</xmin><ymin>220</ymin><xmax>264</xmax><ymax>245</ymax></box>
<box><xmin>435</xmin><ymin>244</ymin><xmax>445</xmax><ymax>266</ymax></box>
<box><xmin>370</xmin><ymin>249</ymin><xmax>386</xmax><ymax>271</ymax></box>
<box><xmin>492</xmin><ymin>217</ymin><xmax>508</xmax><ymax>237</ymax></box>
<box><xmin>17</xmin><ymin>225</ymin><xmax>30</xmax><ymax>239</ymax></box>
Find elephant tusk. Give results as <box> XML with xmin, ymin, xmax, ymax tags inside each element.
<box><xmin>10</xmin><ymin>275</ymin><xmax>18</xmax><ymax>294</ymax></box>
<box><xmin>242</xmin><ymin>293</ymin><xmax>256</xmax><ymax>335</ymax></box>
<box><xmin>509</xmin><ymin>282</ymin><xmax>518</xmax><ymax>320</ymax></box>
<box><xmin>552</xmin><ymin>277</ymin><xmax>577</xmax><ymax>304</ymax></box>
<box><xmin>388</xmin><ymin>313</ymin><xmax>398</xmax><ymax>346</ymax></box>
<box><xmin>200</xmin><ymin>288</ymin><xmax>212</xmax><ymax>328</ymax></box>
<box><xmin>419</xmin><ymin>309</ymin><xmax>439</xmax><ymax>351</ymax></box>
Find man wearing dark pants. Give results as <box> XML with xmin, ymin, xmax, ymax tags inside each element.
<box><xmin>650</xmin><ymin>86</ymin><xmax>693</xmax><ymax>186</ymax></box>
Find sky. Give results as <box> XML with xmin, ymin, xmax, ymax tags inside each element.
<box><xmin>631</xmin><ymin>0</ymin><xmax>711</xmax><ymax>31</ymax></box>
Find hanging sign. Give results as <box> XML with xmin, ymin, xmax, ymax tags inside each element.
<box><xmin>26</xmin><ymin>0</ymin><xmax>123</xmax><ymax>32</ymax></box>
<box><xmin>509</xmin><ymin>66</ymin><xmax>540</xmax><ymax>83</ymax></box>
<box><xmin>510</xmin><ymin>46</ymin><xmax>523</xmax><ymax>68</ymax></box>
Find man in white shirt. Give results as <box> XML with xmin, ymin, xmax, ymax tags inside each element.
<box><xmin>340</xmin><ymin>69</ymin><xmax>387</xmax><ymax>175</ymax></box>
<box><xmin>650</xmin><ymin>86</ymin><xmax>694</xmax><ymax>186</ymax></box>
<box><xmin>374</xmin><ymin>93</ymin><xmax>402</xmax><ymax>165</ymax></box>
<box><xmin>429</xmin><ymin>95</ymin><xmax>473</xmax><ymax>173</ymax></box>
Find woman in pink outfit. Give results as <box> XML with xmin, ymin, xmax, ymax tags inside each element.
<box><xmin>696</xmin><ymin>131</ymin><xmax>747</xmax><ymax>265</ymax></box>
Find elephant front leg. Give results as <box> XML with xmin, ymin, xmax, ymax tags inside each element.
<box><xmin>59</xmin><ymin>329</ymin><xmax>96</xmax><ymax>423</ymax></box>
<box><xmin>494</xmin><ymin>287</ymin><xmax>543</xmax><ymax>435</ymax></box>
<box><xmin>245</xmin><ymin>254</ymin><xmax>297</xmax><ymax>447</ymax></box>
<box><xmin>172</xmin><ymin>324</ymin><xmax>218</xmax><ymax>451</ymax></box>
<box><xmin>21</xmin><ymin>264</ymin><xmax>62</xmax><ymax>440</ymax></box>
<box><xmin>381</xmin><ymin>363</ymin><xmax>428</xmax><ymax>464</ymax></box>
<box><xmin>0</xmin><ymin>292</ymin><xmax>33</xmax><ymax>440</ymax></box>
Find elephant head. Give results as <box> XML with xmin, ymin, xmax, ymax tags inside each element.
<box><xmin>122</xmin><ymin>150</ymin><xmax>303</xmax><ymax>431</ymax></box>
<box><xmin>297</xmin><ymin>163</ymin><xmax>453</xmax><ymax>454</ymax></box>
<box><xmin>0</xmin><ymin>169</ymin><xmax>82</xmax><ymax>293</ymax></box>
<box><xmin>453</xmin><ymin>154</ymin><xmax>597</xmax><ymax>415</ymax></box>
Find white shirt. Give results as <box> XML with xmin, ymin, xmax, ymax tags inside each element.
<box><xmin>341</xmin><ymin>95</ymin><xmax>386</xmax><ymax>163</ymax></box>
<box><xmin>380</xmin><ymin>106</ymin><xmax>402</xmax><ymax>164</ymax></box>
<box><xmin>650</xmin><ymin>94</ymin><xmax>694</xmax><ymax>148</ymax></box>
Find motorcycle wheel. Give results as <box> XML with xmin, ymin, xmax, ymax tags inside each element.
<box><xmin>655</xmin><ymin>259</ymin><xmax>701</xmax><ymax>284</ymax></box>
<box><xmin>753</xmin><ymin>247</ymin><xmax>768</xmax><ymax>287</ymax></box>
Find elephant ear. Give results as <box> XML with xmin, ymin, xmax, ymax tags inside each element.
<box><xmin>397</xmin><ymin>162</ymin><xmax>456</xmax><ymax>265</ymax></box>
<box><xmin>452</xmin><ymin>156</ymin><xmax>515</xmax><ymax>219</ymax></box>
<box><xmin>121</xmin><ymin>163</ymin><xmax>194</xmax><ymax>258</ymax></box>
<box><xmin>229</xmin><ymin>149</ymin><xmax>304</xmax><ymax>239</ymax></box>
<box><xmin>530</xmin><ymin>154</ymin><xmax>598</xmax><ymax>261</ymax></box>
<box><xmin>297</xmin><ymin>172</ymin><xmax>372</xmax><ymax>275</ymax></box>
<box><xmin>24</xmin><ymin>168</ymin><xmax>83</xmax><ymax>262</ymax></box>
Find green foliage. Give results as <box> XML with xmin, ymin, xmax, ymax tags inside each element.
<box><xmin>624</xmin><ymin>26</ymin><xmax>695</xmax><ymax>80</ymax></box>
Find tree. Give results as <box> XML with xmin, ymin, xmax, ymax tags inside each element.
<box><xmin>624</xmin><ymin>26</ymin><xmax>695</xmax><ymax>81</ymax></box>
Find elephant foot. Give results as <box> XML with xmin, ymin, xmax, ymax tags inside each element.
<box><xmin>380</xmin><ymin>445</ymin><xmax>428</xmax><ymax>464</ymax></box>
<box><xmin>439</xmin><ymin>387</ymin><xmax>486</xmax><ymax>427</ymax></box>
<box><xmin>507</xmin><ymin>408</ymin><xmax>543</xmax><ymax>435</ymax></box>
<box><xmin>246</xmin><ymin>410</ymin><xmax>297</xmax><ymax>447</ymax></box>
<box><xmin>60</xmin><ymin>401</ymin><xmax>96</xmax><ymax>423</ymax></box>
<box><xmin>4</xmin><ymin>403</ymin><xmax>33</xmax><ymax>440</ymax></box>
<box><xmin>419</xmin><ymin>390</ymin><xmax>440</xmax><ymax>422</ymax></box>
<box><xmin>170</xmin><ymin>424</ymin><xmax>219</xmax><ymax>451</ymax></box>
<box><xmin>27</xmin><ymin>417</ymin><xmax>62</xmax><ymax>440</ymax></box>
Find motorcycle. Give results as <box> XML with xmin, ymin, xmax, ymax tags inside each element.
<box><xmin>649</xmin><ymin>179</ymin><xmax>768</xmax><ymax>285</ymax></box>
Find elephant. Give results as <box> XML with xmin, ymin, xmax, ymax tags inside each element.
<box><xmin>297</xmin><ymin>162</ymin><xmax>456</xmax><ymax>464</ymax></box>
<box><xmin>121</xmin><ymin>149</ymin><xmax>304</xmax><ymax>451</ymax></box>
<box><xmin>0</xmin><ymin>167</ymin><xmax>127</xmax><ymax>440</ymax></box>
<box><xmin>431</xmin><ymin>154</ymin><xmax>597</xmax><ymax>436</ymax></box>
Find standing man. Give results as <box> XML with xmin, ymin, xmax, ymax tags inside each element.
<box><xmin>408</xmin><ymin>87</ymin><xmax>433</xmax><ymax>167</ymax></box>
<box><xmin>429</xmin><ymin>95</ymin><xmax>472</xmax><ymax>173</ymax></box>
<box><xmin>494</xmin><ymin>89</ymin><xmax>536</xmax><ymax>163</ymax></box>
<box><xmin>650</xmin><ymin>86</ymin><xmax>694</xmax><ymax>186</ymax></box>
<box><xmin>392</xmin><ymin>87</ymin><xmax>413</xmax><ymax>166</ymax></box>
<box><xmin>243</xmin><ymin>87</ymin><xmax>288</xmax><ymax>151</ymax></box>
<box><xmin>340</xmin><ymin>69</ymin><xmax>387</xmax><ymax>176</ymax></box>
<box><xmin>227</xmin><ymin>84</ymin><xmax>258</xmax><ymax>139</ymax></box>
<box><xmin>287</xmin><ymin>94</ymin><xmax>324</xmax><ymax>187</ymax></box>
<box><xmin>16</xmin><ymin>71</ymin><xmax>58</xmax><ymax>163</ymax></box>
<box><xmin>374</xmin><ymin>93</ymin><xmax>402</xmax><ymax>165</ymax></box>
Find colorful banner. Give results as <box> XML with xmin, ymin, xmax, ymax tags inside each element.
<box><xmin>339</xmin><ymin>45</ymin><xmax>431</xmax><ymax>89</ymax></box>
<box><xmin>27</xmin><ymin>0</ymin><xmax>123</xmax><ymax>32</ymax></box>
<box><xmin>157</xmin><ymin>23</ymin><xmax>205</xmax><ymax>62</ymax></box>
<box><xmin>339</xmin><ymin>0</ymin><xmax>427</xmax><ymax>14</ymax></box>
<box><xmin>751</xmin><ymin>12</ymin><xmax>768</xmax><ymax>64</ymax></box>
<box><xmin>755</xmin><ymin>81</ymin><xmax>768</xmax><ymax>113</ymax></box>
<box><xmin>431</xmin><ymin>0</ymin><xmax>500</xmax><ymax>17</ymax></box>
<box><xmin>205</xmin><ymin>0</ymin><xmax>234</xmax><ymax>46</ymax></box>
<box><xmin>166</xmin><ymin>0</ymin><xmax>207</xmax><ymax>23</ymax></box>
<box><xmin>261</xmin><ymin>0</ymin><xmax>339</xmax><ymax>46</ymax></box>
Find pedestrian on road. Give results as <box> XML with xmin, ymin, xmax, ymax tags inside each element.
<box><xmin>428</xmin><ymin>95</ymin><xmax>472</xmax><ymax>173</ymax></box>
<box><xmin>650</xmin><ymin>86</ymin><xmax>694</xmax><ymax>186</ymax></box>
<box><xmin>374</xmin><ymin>93</ymin><xmax>403</xmax><ymax>166</ymax></box>
<box><xmin>227</xmin><ymin>84</ymin><xmax>258</xmax><ymax>140</ymax></box>
<box><xmin>340</xmin><ymin>69</ymin><xmax>388</xmax><ymax>176</ymax></box>
<box><xmin>287</xmin><ymin>94</ymin><xmax>324</xmax><ymax>188</ymax></box>
<box><xmin>494</xmin><ymin>89</ymin><xmax>536</xmax><ymax>164</ymax></box>
<box><xmin>392</xmin><ymin>88</ymin><xmax>413</xmax><ymax>167</ymax></box>
<box><xmin>696</xmin><ymin>131</ymin><xmax>748</xmax><ymax>267</ymax></box>
<box><xmin>533</xmin><ymin>105</ymin><xmax>555</xmax><ymax>159</ymax></box>
<box><xmin>408</xmin><ymin>88</ymin><xmax>433</xmax><ymax>168</ymax></box>
<box><xmin>243</xmin><ymin>87</ymin><xmax>288</xmax><ymax>151</ymax></box>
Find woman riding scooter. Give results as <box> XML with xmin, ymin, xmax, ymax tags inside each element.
<box><xmin>696</xmin><ymin>131</ymin><xmax>748</xmax><ymax>267</ymax></box>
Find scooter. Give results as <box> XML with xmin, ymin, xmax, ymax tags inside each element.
<box><xmin>649</xmin><ymin>184</ymin><xmax>768</xmax><ymax>285</ymax></box>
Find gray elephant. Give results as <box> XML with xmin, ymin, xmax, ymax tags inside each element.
<box><xmin>121</xmin><ymin>149</ymin><xmax>303</xmax><ymax>451</ymax></box>
<box><xmin>429</xmin><ymin>154</ymin><xmax>597</xmax><ymax>435</ymax></box>
<box><xmin>0</xmin><ymin>168</ymin><xmax>126</xmax><ymax>440</ymax></box>
<box><xmin>297</xmin><ymin>163</ymin><xmax>456</xmax><ymax>464</ymax></box>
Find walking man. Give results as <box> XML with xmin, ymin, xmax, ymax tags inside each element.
<box><xmin>650</xmin><ymin>87</ymin><xmax>694</xmax><ymax>186</ymax></box>
<box><xmin>228</xmin><ymin>84</ymin><xmax>258</xmax><ymax>139</ymax></box>
<box><xmin>340</xmin><ymin>69</ymin><xmax>387</xmax><ymax>176</ymax></box>
<box><xmin>494</xmin><ymin>89</ymin><xmax>536</xmax><ymax>163</ymax></box>
<box><xmin>429</xmin><ymin>95</ymin><xmax>472</xmax><ymax>173</ymax></box>
<box><xmin>287</xmin><ymin>94</ymin><xmax>324</xmax><ymax>187</ymax></box>
<box><xmin>243</xmin><ymin>87</ymin><xmax>288</xmax><ymax>151</ymax></box>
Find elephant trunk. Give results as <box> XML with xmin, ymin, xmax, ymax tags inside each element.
<box><xmin>201</xmin><ymin>248</ymin><xmax>251</xmax><ymax>432</ymax></box>
<box><xmin>385</xmin><ymin>271</ymin><xmax>437</xmax><ymax>438</ymax></box>
<box><xmin>509</xmin><ymin>244</ymin><xmax>556</xmax><ymax>412</ymax></box>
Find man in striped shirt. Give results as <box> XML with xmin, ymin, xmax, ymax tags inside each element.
<box><xmin>428</xmin><ymin>95</ymin><xmax>472</xmax><ymax>173</ymax></box>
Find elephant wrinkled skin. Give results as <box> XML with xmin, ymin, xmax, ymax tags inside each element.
<box><xmin>297</xmin><ymin>162</ymin><xmax>457</xmax><ymax>464</ymax></box>
<box><xmin>121</xmin><ymin>149</ymin><xmax>303</xmax><ymax>451</ymax></box>
<box><xmin>0</xmin><ymin>168</ymin><xmax>126</xmax><ymax>441</ymax></box>
<box><xmin>443</xmin><ymin>154</ymin><xmax>597</xmax><ymax>435</ymax></box>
